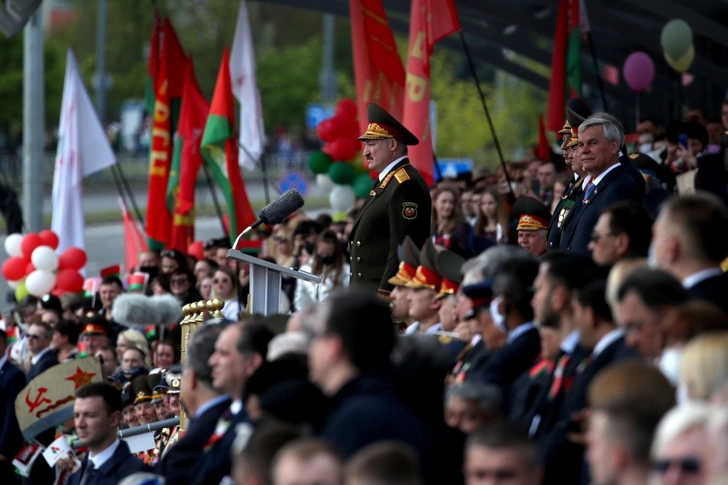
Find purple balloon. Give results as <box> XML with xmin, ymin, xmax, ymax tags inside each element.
<box><xmin>623</xmin><ymin>52</ymin><xmax>655</xmax><ymax>92</ymax></box>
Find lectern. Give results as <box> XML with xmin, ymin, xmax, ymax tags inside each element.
<box><xmin>227</xmin><ymin>249</ymin><xmax>322</xmax><ymax>316</ymax></box>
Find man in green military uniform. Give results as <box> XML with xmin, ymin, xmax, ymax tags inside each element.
<box><xmin>349</xmin><ymin>103</ymin><xmax>432</xmax><ymax>298</ymax></box>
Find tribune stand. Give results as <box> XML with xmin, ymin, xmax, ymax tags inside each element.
<box><xmin>227</xmin><ymin>249</ymin><xmax>322</xmax><ymax>316</ymax></box>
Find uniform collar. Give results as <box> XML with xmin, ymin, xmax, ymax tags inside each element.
<box><xmin>378</xmin><ymin>156</ymin><xmax>407</xmax><ymax>182</ymax></box>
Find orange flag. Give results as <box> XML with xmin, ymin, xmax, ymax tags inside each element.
<box><xmin>403</xmin><ymin>0</ymin><xmax>460</xmax><ymax>186</ymax></box>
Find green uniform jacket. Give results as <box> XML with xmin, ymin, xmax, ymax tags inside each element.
<box><xmin>349</xmin><ymin>158</ymin><xmax>431</xmax><ymax>296</ymax></box>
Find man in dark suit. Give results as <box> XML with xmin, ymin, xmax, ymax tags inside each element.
<box><xmin>650</xmin><ymin>193</ymin><xmax>728</xmax><ymax>315</ymax></box>
<box><xmin>0</xmin><ymin>329</ymin><xmax>25</xmax><ymax>478</ymax></box>
<box><xmin>189</xmin><ymin>322</ymin><xmax>273</xmax><ymax>485</ymax></box>
<box><xmin>540</xmin><ymin>280</ymin><xmax>636</xmax><ymax>485</ymax></box>
<box><xmin>156</xmin><ymin>326</ymin><xmax>230</xmax><ymax>484</ymax></box>
<box><xmin>467</xmin><ymin>258</ymin><xmax>541</xmax><ymax>405</ymax></box>
<box><xmin>349</xmin><ymin>103</ymin><xmax>431</xmax><ymax>299</ymax></box>
<box><xmin>67</xmin><ymin>383</ymin><xmax>151</xmax><ymax>485</ymax></box>
<box><xmin>560</xmin><ymin>117</ymin><xmax>642</xmax><ymax>254</ymax></box>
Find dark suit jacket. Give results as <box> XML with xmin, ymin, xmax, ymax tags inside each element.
<box><xmin>560</xmin><ymin>165</ymin><xmax>642</xmax><ymax>254</ymax></box>
<box><xmin>26</xmin><ymin>348</ymin><xmax>58</xmax><ymax>384</ymax></box>
<box><xmin>471</xmin><ymin>326</ymin><xmax>541</xmax><ymax>405</ymax></box>
<box><xmin>689</xmin><ymin>272</ymin><xmax>728</xmax><ymax>315</ymax></box>
<box><xmin>547</xmin><ymin>176</ymin><xmax>583</xmax><ymax>251</ymax></box>
<box><xmin>541</xmin><ymin>336</ymin><xmax>637</xmax><ymax>485</ymax></box>
<box><xmin>619</xmin><ymin>155</ymin><xmax>647</xmax><ymax>201</ymax></box>
<box><xmin>190</xmin><ymin>407</ymin><xmax>251</xmax><ymax>485</ymax></box>
<box><xmin>156</xmin><ymin>396</ymin><xmax>231</xmax><ymax>485</ymax></box>
<box><xmin>0</xmin><ymin>360</ymin><xmax>25</xmax><ymax>476</ymax></box>
<box><xmin>349</xmin><ymin>158</ymin><xmax>431</xmax><ymax>295</ymax></box>
<box><xmin>67</xmin><ymin>441</ymin><xmax>151</xmax><ymax>485</ymax></box>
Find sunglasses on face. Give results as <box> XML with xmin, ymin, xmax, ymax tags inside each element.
<box><xmin>213</xmin><ymin>278</ymin><xmax>231</xmax><ymax>284</ymax></box>
<box><xmin>652</xmin><ymin>457</ymin><xmax>701</xmax><ymax>474</ymax></box>
<box><xmin>27</xmin><ymin>334</ymin><xmax>44</xmax><ymax>340</ymax></box>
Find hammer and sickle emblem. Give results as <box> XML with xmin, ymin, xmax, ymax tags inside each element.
<box><xmin>26</xmin><ymin>387</ymin><xmax>51</xmax><ymax>413</ymax></box>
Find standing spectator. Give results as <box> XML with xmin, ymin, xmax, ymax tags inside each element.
<box><xmin>431</xmin><ymin>186</ymin><xmax>472</xmax><ymax>258</ymax></box>
<box><xmin>0</xmin><ymin>329</ymin><xmax>25</xmax><ymax>478</ymax></box>
<box><xmin>587</xmin><ymin>201</ymin><xmax>653</xmax><ymax>266</ymax></box>
<box><xmin>345</xmin><ymin>442</ymin><xmax>422</xmax><ymax>485</ymax></box>
<box><xmin>472</xmin><ymin>189</ymin><xmax>507</xmax><ymax>248</ymax></box>
<box><xmin>96</xmin><ymin>346</ymin><xmax>118</xmax><ymax>377</ymax></box>
<box><xmin>199</xmin><ymin>276</ymin><xmax>213</xmax><ymax>300</ymax></box>
<box><xmin>550</xmin><ymin>175</ymin><xmax>571</xmax><ymax>214</ymax></box>
<box><xmin>295</xmin><ymin>230</ymin><xmax>350</xmax><ymax>309</ymax></box>
<box><xmin>444</xmin><ymin>383</ymin><xmax>503</xmax><ymax>434</ymax></box>
<box><xmin>116</xmin><ymin>329</ymin><xmax>150</xmax><ymax>363</ymax></box>
<box><xmin>79</xmin><ymin>313</ymin><xmax>111</xmax><ymax>356</ymax></box>
<box><xmin>537</xmin><ymin>161</ymin><xmax>557</xmax><ymax>206</ymax></box>
<box><xmin>272</xmin><ymin>439</ymin><xmax>342</xmax><ymax>485</ymax></box>
<box><xmin>52</xmin><ymin>319</ymin><xmax>80</xmax><ymax>362</ymax></box>
<box><xmin>169</xmin><ymin>268</ymin><xmax>201</xmax><ymax>305</ymax></box>
<box><xmin>212</xmin><ymin>266</ymin><xmax>242</xmax><ymax>321</ymax></box>
<box><xmin>193</xmin><ymin>259</ymin><xmax>218</xmax><ymax>285</ymax></box>
<box><xmin>153</xmin><ymin>340</ymin><xmax>179</xmax><ymax>370</ymax></box>
<box><xmin>160</xmin><ymin>249</ymin><xmax>187</xmax><ymax>275</ymax></box>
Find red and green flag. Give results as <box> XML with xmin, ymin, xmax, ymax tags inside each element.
<box><xmin>145</xmin><ymin>18</ymin><xmax>187</xmax><ymax>250</ymax></box>
<box><xmin>201</xmin><ymin>47</ymin><xmax>256</xmax><ymax>245</ymax></box>
<box><xmin>168</xmin><ymin>59</ymin><xmax>209</xmax><ymax>252</ymax></box>
<box><xmin>144</xmin><ymin>12</ymin><xmax>161</xmax><ymax>115</ymax></box>
<box><xmin>546</xmin><ymin>0</ymin><xmax>588</xmax><ymax>131</ymax></box>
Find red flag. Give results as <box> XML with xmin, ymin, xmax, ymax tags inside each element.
<box><xmin>145</xmin><ymin>19</ymin><xmax>187</xmax><ymax>250</ymax></box>
<box><xmin>169</xmin><ymin>60</ymin><xmax>209</xmax><ymax>252</ymax></box>
<box><xmin>537</xmin><ymin>115</ymin><xmax>550</xmax><ymax>160</ymax></box>
<box><xmin>547</xmin><ymin>0</ymin><xmax>568</xmax><ymax>132</ymax></box>
<box><xmin>403</xmin><ymin>0</ymin><xmax>460</xmax><ymax>186</ymax></box>
<box><xmin>350</xmin><ymin>0</ymin><xmax>406</xmax><ymax>136</ymax></box>
<box><xmin>121</xmin><ymin>198</ymin><xmax>148</xmax><ymax>273</ymax></box>
<box><xmin>145</xmin><ymin>13</ymin><xmax>161</xmax><ymax>115</ymax></box>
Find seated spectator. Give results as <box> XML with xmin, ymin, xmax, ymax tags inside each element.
<box><xmin>271</xmin><ymin>439</ymin><xmax>342</xmax><ymax>485</ymax></box>
<box><xmin>294</xmin><ymin>230</ymin><xmax>350</xmax><ymax>309</ymax></box>
<box><xmin>230</xmin><ymin>421</ymin><xmax>302</xmax><ymax>485</ymax></box>
<box><xmin>588</xmin><ymin>201</ymin><xmax>653</xmax><ymax>266</ymax></box>
<box><xmin>444</xmin><ymin>382</ymin><xmax>503</xmax><ymax>434</ymax></box>
<box><xmin>679</xmin><ymin>332</ymin><xmax>728</xmax><ymax>402</ymax></box>
<box><xmin>345</xmin><ymin>442</ymin><xmax>422</xmax><ymax>485</ymax></box>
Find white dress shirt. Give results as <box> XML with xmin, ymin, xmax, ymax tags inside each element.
<box><xmin>507</xmin><ymin>322</ymin><xmax>536</xmax><ymax>345</ymax></box>
<box><xmin>378</xmin><ymin>156</ymin><xmax>407</xmax><ymax>182</ymax></box>
<box><xmin>682</xmin><ymin>267</ymin><xmax>723</xmax><ymax>289</ymax></box>
<box><xmin>591</xmin><ymin>162</ymin><xmax>621</xmax><ymax>186</ymax></box>
<box><xmin>31</xmin><ymin>346</ymin><xmax>53</xmax><ymax>366</ymax></box>
<box><xmin>89</xmin><ymin>439</ymin><xmax>120</xmax><ymax>469</ymax></box>
<box><xmin>592</xmin><ymin>328</ymin><xmax>624</xmax><ymax>358</ymax></box>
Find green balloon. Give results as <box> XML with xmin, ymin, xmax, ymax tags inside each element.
<box><xmin>15</xmin><ymin>280</ymin><xmax>28</xmax><ymax>301</ymax></box>
<box><xmin>351</xmin><ymin>156</ymin><xmax>369</xmax><ymax>175</ymax></box>
<box><xmin>660</xmin><ymin>19</ymin><xmax>693</xmax><ymax>60</ymax></box>
<box><xmin>328</xmin><ymin>162</ymin><xmax>356</xmax><ymax>185</ymax></box>
<box><xmin>353</xmin><ymin>173</ymin><xmax>374</xmax><ymax>199</ymax></box>
<box><xmin>332</xmin><ymin>211</ymin><xmax>347</xmax><ymax>223</ymax></box>
<box><xmin>309</xmin><ymin>151</ymin><xmax>333</xmax><ymax>175</ymax></box>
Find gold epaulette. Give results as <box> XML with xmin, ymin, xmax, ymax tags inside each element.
<box><xmin>394</xmin><ymin>167</ymin><xmax>410</xmax><ymax>183</ymax></box>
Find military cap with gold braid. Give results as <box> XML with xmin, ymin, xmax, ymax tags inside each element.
<box><xmin>434</xmin><ymin>249</ymin><xmax>465</xmax><ymax>300</ymax></box>
<box><xmin>513</xmin><ymin>197</ymin><xmax>551</xmax><ymax>232</ymax></box>
<box><xmin>558</xmin><ymin>119</ymin><xmax>572</xmax><ymax>136</ymax></box>
<box><xmin>359</xmin><ymin>103</ymin><xmax>419</xmax><ymax>146</ymax></box>
<box><xmin>165</xmin><ymin>365</ymin><xmax>182</xmax><ymax>394</ymax></box>
<box><xmin>130</xmin><ymin>375</ymin><xmax>154</xmax><ymax>404</ymax></box>
<box><xmin>406</xmin><ymin>239</ymin><xmax>442</xmax><ymax>291</ymax></box>
<box><xmin>79</xmin><ymin>311</ymin><xmax>110</xmax><ymax>336</ymax></box>
<box><xmin>389</xmin><ymin>236</ymin><xmax>422</xmax><ymax>287</ymax></box>
<box><xmin>565</xmin><ymin>98</ymin><xmax>592</xmax><ymax>148</ymax></box>
<box><xmin>147</xmin><ymin>372</ymin><xmax>164</xmax><ymax>404</ymax></box>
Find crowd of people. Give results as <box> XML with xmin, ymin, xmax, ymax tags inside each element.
<box><xmin>3</xmin><ymin>97</ymin><xmax>728</xmax><ymax>485</ymax></box>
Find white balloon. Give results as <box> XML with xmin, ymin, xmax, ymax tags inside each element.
<box><xmin>31</xmin><ymin>246</ymin><xmax>59</xmax><ymax>272</ymax></box>
<box><xmin>25</xmin><ymin>270</ymin><xmax>56</xmax><ymax>297</ymax></box>
<box><xmin>316</xmin><ymin>174</ymin><xmax>335</xmax><ymax>191</ymax></box>
<box><xmin>7</xmin><ymin>280</ymin><xmax>19</xmax><ymax>290</ymax></box>
<box><xmin>329</xmin><ymin>184</ymin><xmax>356</xmax><ymax>212</ymax></box>
<box><xmin>4</xmin><ymin>233</ymin><xmax>23</xmax><ymax>257</ymax></box>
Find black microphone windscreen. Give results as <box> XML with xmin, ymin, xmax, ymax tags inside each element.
<box><xmin>258</xmin><ymin>189</ymin><xmax>305</xmax><ymax>225</ymax></box>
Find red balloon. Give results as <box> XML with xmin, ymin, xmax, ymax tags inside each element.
<box><xmin>316</xmin><ymin>118</ymin><xmax>338</xmax><ymax>143</ymax></box>
<box><xmin>55</xmin><ymin>269</ymin><xmax>84</xmax><ymax>292</ymax></box>
<box><xmin>20</xmin><ymin>233</ymin><xmax>42</xmax><ymax>259</ymax></box>
<box><xmin>26</xmin><ymin>261</ymin><xmax>35</xmax><ymax>276</ymax></box>
<box><xmin>58</xmin><ymin>247</ymin><xmax>87</xmax><ymax>271</ymax></box>
<box><xmin>38</xmin><ymin>230</ymin><xmax>60</xmax><ymax>250</ymax></box>
<box><xmin>326</xmin><ymin>137</ymin><xmax>360</xmax><ymax>162</ymax></box>
<box><xmin>2</xmin><ymin>256</ymin><xmax>28</xmax><ymax>281</ymax></box>
<box><xmin>51</xmin><ymin>288</ymin><xmax>66</xmax><ymax>297</ymax></box>
<box><xmin>335</xmin><ymin>98</ymin><xmax>358</xmax><ymax>121</ymax></box>
<box><xmin>188</xmin><ymin>240</ymin><xmax>204</xmax><ymax>260</ymax></box>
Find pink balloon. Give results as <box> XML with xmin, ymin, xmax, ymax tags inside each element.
<box><xmin>623</xmin><ymin>52</ymin><xmax>655</xmax><ymax>92</ymax></box>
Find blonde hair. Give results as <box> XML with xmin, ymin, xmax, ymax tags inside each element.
<box><xmin>651</xmin><ymin>402</ymin><xmax>711</xmax><ymax>457</ymax></box>
<box><xmin>680</xmin><ymin>331</ymin><xmax>728</xmax><ymax>401</ymax></box>
<box><xmin>118</xmin><ymin>329</ymin><xmax>151</xmax><ymax>366</ymax></box>
<box><xmin>606</xmin><ymin>258</ymin><xmax>648</xmax><ymax>315</ymax></box>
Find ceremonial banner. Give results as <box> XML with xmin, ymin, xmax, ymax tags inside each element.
<box><xmin>403</xmin><ymin>0</ymin><xmax>460</xmax><ymax>185</ymax></box>
<box><xmin>120</xmin><ymin>197</ymin><xmax>148</xmax><ymax>273</ymax></box>
<box><xmin>538</xmin><ymin>114</ymin><xmax>550</xmax><ymax>160</ymax></box>
<box><xmin>230</xmin><ymin>0</ymin><xmax>264</xmax><ymax>169</ymax></box>
<box><xmin>144</xmin><ymin>13</ymin><xmax>161</xmax><ymax>115</ymax></box>
<box><xmin>350</xmin><ymin>0</ymin><xmax>406</xmax><ymax>135</ymax></box>
<box><xmin>145</xmin><ymin>19</ymin><xmax>187</xmax><ymax>250</ymax></box>
<box><xmin>201</xmin><ymin>47</ymin><xmax>256</xmax><ymax>244</ymax></box>
<box><xmin>52</xmin><ymin>49</ymin><xmax>116</xmax><ymax>254</ymax></box>
<box><xmin>15</xmin><ymin>358</ymin><xmax>104</xmax><ymax>440</ymax></box>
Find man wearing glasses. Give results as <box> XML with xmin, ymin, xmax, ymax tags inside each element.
<box><xmin>587</xmin><ymin>201</ymin><xmax>653</xmax><ymax>266</ymax></box>
<box><xmin>25</xmin><ymin>321</ymin><xmax>58</xmax><ymax>382</ymax></box>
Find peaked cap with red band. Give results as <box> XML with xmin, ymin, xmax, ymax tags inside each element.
<box><xmin>435</xmin><ymin>249</ymin><xmax>465</xmax><ymax>300</ymax></box>
<box><xmin>389</xmin><ymin>235</ymin><xmax>422</xmax><ymax>287</ymax></box>
<box><xmin>407</xmin><ymin>238</ymin><xmax>442</xmax><ymax>292</ymax></box>
<box><xmin>359</xmin><ymin>103</ymin><xmax>419</xmax><ymax>146</ymax></box>
<box><xmin>513</xmin><ymin>197</ymin><xmax>551</xmax><ymax>232</ymax></box>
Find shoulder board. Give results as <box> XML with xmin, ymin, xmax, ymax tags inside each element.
<box><xmin>379</xmin><ymin>170</ymin><xmax>398</xmax><ymax>189</ymax></box>
<box><xmin>439</xmin><ymin>335</ymin><xmax>453</xmax><ymax>344</ymax></box>
<box><xmin>394</xmin><ymin>167</ymin><xmax>410</xmax><ymax>183</ymax></box>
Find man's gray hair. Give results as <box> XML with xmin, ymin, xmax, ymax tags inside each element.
<box><xmin>473</xmin><ymin>245</ymin><xmax>534</xmax><ymax>279</ymax></box>
<box><xmin>590</xmin><ymin>112</ymin><xmax>626</xmax><ymax>147</ymax></box>
<box><xmin>447</xmin><ymin>382</ymin><xmax>503</xmax><ymax>416</ymax></box>
<box><xmin>185</xmin><ymin>325</ymin><xmax>222</xmax><ymax>388</ymax></box>
<box><xmin>579</xmin><ymin>116</ymin><xmax>623</xmax><ymax>147</ymax></box>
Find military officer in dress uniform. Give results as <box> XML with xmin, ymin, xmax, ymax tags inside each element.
<box><xmin>161</xmin><ymin>365</ymin><xmax>182</xmax><ymax>458</ymax></box>
<box><xmin>404</xmin><ymin>239</ymin><xmax>444</xmax><ymax>335</ymax></box>
<box><xmin>512</xmin><ymin>198</ymin><xmax>552</xmax><ymax>257</ymax></box>
<box><xmin>349</xmin><ymin>103</ymin><xmax>431</xmax><ymax>299</ymax></box>
<box><xmin>130</xmin><ymin>375</ymin><xmax>159</xmax><ymax>465</ymax></box>
<box><xmin>434</xmin><ymin>249</ymin><xmax>468</xmax><ymax>364</ymax></box>
<box><xmin>388</xmin><ymin>236</ymin><xmax>422</xmax><ymax>331</ymax></box>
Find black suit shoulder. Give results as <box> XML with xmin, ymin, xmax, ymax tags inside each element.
<box><xmin>0</xmin><ymin>362</ymin><xmax>26</xmax><ymax>460</ymax></box>
<box><xmin>26</xmin><ymin>350</ymin><xmax>58</xmax><ymax>383</ymax></box>
<box><xmin>68</xmin><ymin>441</ymin><xmax>151</xmax><ymax>485</ymax></box>
<box><xmin>689</xmin><ymin>272</ymin><xmax>728</xmax><ymax>315</ymax></box>
<box><xmin>471</xmin><ymin>327</ymin><xmax>541</xmax><ymax>396</ymax></box>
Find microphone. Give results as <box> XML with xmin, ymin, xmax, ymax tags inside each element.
<box><xmin>233</xmin><ymin>189</ymin><xmax>305</xmax><ymax>248</ymax></box>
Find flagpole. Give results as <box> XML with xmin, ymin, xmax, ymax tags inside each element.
<box><xmin>586</xmin><ymin>32</ymin><xmax>608</xmax><ymax>112</ymax></box>
<box><xmin>202</xmin><ymin>164</ymin><xmax>229</xmax><ymax>237</ymax></box>
<box><xmin>112</xmin><ymin>164</ymin><xmax>145</xmax><ymax>228</ymax></box>
<box><xmin>239</xmin><ymin>141</ymin><xmax>273</xmax><ymax>204</ymax></box>
<box><xmin>457</xmin><ymin>31</ymin><xmax>515</xmax><ymax>200</ymax></box>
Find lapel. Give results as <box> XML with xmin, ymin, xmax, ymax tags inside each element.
<box><xmin>350</xmin><ymin>158</ymin><xmax>410</xmax><ymax>235</ymax></box>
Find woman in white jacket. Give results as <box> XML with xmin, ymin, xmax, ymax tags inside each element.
<box><xmin>295</xmin><ymin>229</ymin><xmax>350</xmax><ymax>310</ymax></box>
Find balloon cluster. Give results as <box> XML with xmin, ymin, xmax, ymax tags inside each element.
<box><xmin>308</xmin><ymin>99</ymin><xmax>372</xmax><ymax>218</ymax></box>
<box><xmin>2</xmin><ymin>231</ymin><xmax>87</xmax><ymax>300</ymax></box>
<box><xmin>661</xmin><ymin>20</ymin><xmax>694</xmax><ymax>74</ymax></box>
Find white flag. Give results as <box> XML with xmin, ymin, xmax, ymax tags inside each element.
<box><xmin>51</xmin><ymin>49</ymin><xmax>116</xmax><ymax>253</ymax></box>
<box><xmin>230</xmin><ymin>0</ymin><xmax>264</xmax><ymax>170</ymax></box>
